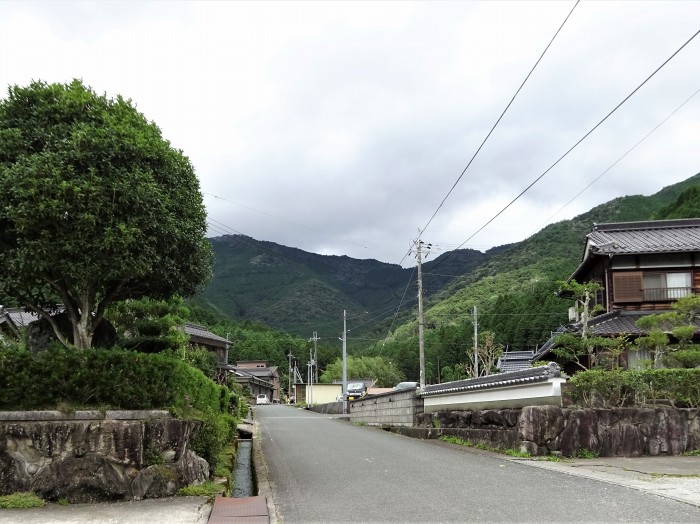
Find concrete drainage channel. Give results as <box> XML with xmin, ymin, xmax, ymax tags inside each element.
<box><xmin>231</xmin><ymin>429</ymin><xmax>256</xmax><ymax>498</ymax></box>
<box><xmin>207</xmin><ymin>417</ymin><xmax>270</xmax><ymax>523</ymax></box>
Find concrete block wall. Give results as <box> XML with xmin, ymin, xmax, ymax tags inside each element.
<box><xmin>348</xmin><ymin>389</ymin><xmax>423</xmax><ymax>427</ymax></box>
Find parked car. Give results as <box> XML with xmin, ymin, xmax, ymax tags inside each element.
<box><xmin>256</xmin><ymin>394</ymin><xmax>270</xmax><ymax>405</ymax></box>
<box><xmin>394</xmin><ymin>381</ymin><xmax>418</xmax><ymax>390</ymax></box>
<box><xmin>345</xmin><ymin>382</ymin><xmax>367</xmax><ymax>401</ymax></box>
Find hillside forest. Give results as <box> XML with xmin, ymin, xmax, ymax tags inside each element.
<box><xmin>193</xmin><ymin>173</ymin><xmax>700</xmax><ymax>389</ymax></box>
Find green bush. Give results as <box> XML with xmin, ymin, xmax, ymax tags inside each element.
<box><xmin>0</xmin><ymin>347</ymin><xmax>231</xmax><ymax>414</ymax></box>
<box><xmin>664</xmin><ymin>350</ymin><xmax>700</xmax><ymax>369</ymax></box>
<box><xmin>569</xmin><ymin>368</ymin><xmax>700</xmax><ymax>408</ymax></box>
<box><xmin>189</xmin><ymin>410</ymin><xmax>238</xmax><ymax>474</ymax></box>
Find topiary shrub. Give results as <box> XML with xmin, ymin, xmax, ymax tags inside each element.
<box><xmin>568</xmin><ymin>368</ymin><xmax>700</xmax><ymax>408</ymax></box>
<box><xmin>0</xmin><ymin>346</ymin><xmax>232</xmax><ymax>414</ymax></box>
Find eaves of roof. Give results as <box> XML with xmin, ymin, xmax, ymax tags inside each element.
<box><xmin>569</xmin><ymin>218</ymin><xmax>700</xmax><ymax>282</ymax></box>
<box><xmin>183</xmin><ymin>323</ymin><xmax>230</xmax><ymax>344</ymax></box>
<box><xmin>420</xmin><ymin>364</ymin><xmax>562</xmax><ymax>397</ymax></box>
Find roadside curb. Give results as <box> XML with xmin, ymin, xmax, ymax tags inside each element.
<box><xmin>251</xmin><ymin>410</ymin><xmax>279</xmax><ymax>523</ymax></box>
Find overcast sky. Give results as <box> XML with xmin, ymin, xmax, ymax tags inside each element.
<box><xmin>1</xmin><ymin>1</ymin><xmax>699</xmax><ymax>266</ymax></box>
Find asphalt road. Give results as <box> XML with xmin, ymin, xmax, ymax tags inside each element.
<box><xmin>255</xmin><ymin>405</ymin><xmax>700</xmax><ymax>523</ymax></box>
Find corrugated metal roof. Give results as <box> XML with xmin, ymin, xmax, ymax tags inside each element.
<box><xmin>587</xmin><ymin>218</ymin><xmax>700</xmax><ymax>255</ymax></box>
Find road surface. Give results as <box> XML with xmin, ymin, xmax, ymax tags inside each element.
<box><xmin>255</xmin><ymin>405</ymin><xmax>700</xmax><ymax>523</ymax></box>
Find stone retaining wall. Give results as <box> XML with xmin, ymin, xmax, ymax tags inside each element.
<box><xmin>0</xmin><ymin>411</ymin><xmax>208</xmax><ymax>502</ymax></box>
<box><xmin>414</xmin><ymin>406</ymin><xmax>700</xmax><ymax>457</ymax></box>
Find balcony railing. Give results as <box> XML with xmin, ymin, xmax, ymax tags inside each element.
<box><xmin>642</xmin><ymin>286</ymin><xmax>694</xmax><ymax>301</ymax></box>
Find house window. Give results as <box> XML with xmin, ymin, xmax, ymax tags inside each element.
<box><xmin>643</xmin><ymin>272</ymin><xmax>692</xmax><ymax>301</ymax></box>
<box><xmin>613</xmin><ymin>271</ymin><xmax>693</xmax><ymax>303</ymax></box>
<box><xmin>613</xmin><ymin>272</ymin><xmax>643</xmax><ymax>302</ymax></box>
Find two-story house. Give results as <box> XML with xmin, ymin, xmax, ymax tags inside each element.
<box><xmin>534</xmin><ymin>218</ymin><xmax>700</xmax><ymax>370</ymax></box>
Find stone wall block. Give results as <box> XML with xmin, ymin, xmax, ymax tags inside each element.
<box><xmin>599</xmin><ymin>423</ymin><xmax>644</xmax><ymax>457</ymax></box>
<box><xmin>648</xmin><ymin>408</ymin><xmax>686</xmax><ymax>455</ymax></box>
<box><xmin>457</xmin><ymin>411</ymin><xmax>472</xmax><ymax>427</ymax></box>
<box><xmin>32</xmin><ymin>454</ymin><xmax>129</xmax><ymax>503</ymax></box>
<box><xmin>559</xmin><ymin>409</ymin><xmax>599</xmax><ymax>457</ymax></box>
<box><xmin>0</xmin><ymin>414</ymin><xmax>209</xmax><ymax>501</ymax></box>
<box><xmin>517</xmin><ymin>406</ymin><xmax>564</xmax><ymax>445</ymax></box>
<box><xmin>480</xmin><ymin>410</ymin><xmax>505</xmax><ymax>428</ymax></box>
<box><xmin>685</xmin><ymin>409</ymin><xmax>700</xmax><ymax>450</ymax></box>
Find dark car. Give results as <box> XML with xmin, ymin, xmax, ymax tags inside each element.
<box><xmin>394</xmin><ymin>381</ymin><xmax>418</xmax><ymax>390</ymax></box>
<box><xmin>346</xmin><ymin>382</ymin><xmax>367</xmax><ymax>401</ymax></box>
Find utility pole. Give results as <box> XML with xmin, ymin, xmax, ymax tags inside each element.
<box><xmin>287</xmin><ymin>350</ymin><xmax>293</xmax><ymax>403</ymax></box>
<box><xmin>473</xmin><ymin>305</ymin><xmax>479</xmax><ymax>378</ymax></box>
<box><xmin>309</xmin><ymin>331</ymin><xmax>319</xmax><ymax>383</ymax></box>
<box><xmin>414</xmin><ymin>239</ymin><xmax>430</xmax><ymax>389</ymax></box>
<box><xmin>342</xmin><ymin>310</ymin><xmax>347</xmax><ymax>414</ymax></box>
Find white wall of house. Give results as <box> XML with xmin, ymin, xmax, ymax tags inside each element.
<box><xmin>422</xmin><ymin>378</ymin><xmax>566</xmax><ymax>413</ymax></box>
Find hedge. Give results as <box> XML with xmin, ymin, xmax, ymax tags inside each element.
<box><xmin>0</xmin><ymin>347</ymin><xmax>230</xmax><ymax>413</ymax></box>
<box><xmin>568</xmin><ymin>368</ymin><xmax>700</xmax><ymax>408</ymax></box>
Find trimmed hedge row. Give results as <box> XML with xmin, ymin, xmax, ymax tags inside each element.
<box><xmin>0</xmin><ymin>347</ymin><xmax>230</xmax><ymax>413</ymax></box>
<box><xmin>568</xmin><ymin>368</ymin><xmax>700</xmax><ymax>408</ymax></box>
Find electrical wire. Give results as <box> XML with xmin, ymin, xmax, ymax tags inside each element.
<box><xmin>417</xmin><ymin>0</ymin><xmax>581</xmax><ymax>242</ymax></box>
<box><xmin>530</xmin><ymin>85</ymin><xmax>700</xmax><ymax>234</ymax></box>
<box><xmin>427</xmin><ymin>27</ymin><xmax>700</xmax><ymax>275</ymax></box>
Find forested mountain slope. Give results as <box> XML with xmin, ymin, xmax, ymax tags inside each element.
<box><xmin>194</xmin><ymin>173</ymin><xmax>700</xmax><ymax>382</ymax></box>
<box><xmin>363</xmin><ymin>173</ymin><xmax>700</xmax><ymax>381</ymax></box>
<box><xmin>196</xmin><ymin>235</ymin><xmax>489</xmax><ymax>336</ymax></box>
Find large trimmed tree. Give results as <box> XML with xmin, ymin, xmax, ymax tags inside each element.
<box><xmin>0</xmin><ymin>80</ymin><xmax>213</xmax><ymax>349</ymax></box>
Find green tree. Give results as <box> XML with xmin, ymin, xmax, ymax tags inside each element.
<box><xmin>320</xmin><ymin>355</ymin><xmax>403</xmax><ymax>387</ymax></box>
<box><xmin>635</xmin><ymin>294</ymin><xmax>700</xmax><ymax>368</ymax></box>
<box><xmin>107</xmin><ymin>296</ymin><xmax>190</xmax><ymax>353</ymax></box>
<box><xmin>0</xmin><ymin>80</ymin><xmax>212</xmax><ymax>349</ymax></box>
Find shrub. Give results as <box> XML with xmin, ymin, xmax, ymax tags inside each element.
<box><xmin>568</xmin><ymin>368</ymin><xmax>700</xmax><ymax>408</ymax></box>
<box><xmin>0</xmin><ymin>347</ymin><xmax>232</xmax><ymax>414</ymax></box>
<box><xmin>664</xmin><ymin>349</ymin><xmax>700</xmax><ymax>369</ymax></box>
<box><xmin>189</xmin><ymin>410</ymin><xmax>238</xmax><ymax>474</ymax></box>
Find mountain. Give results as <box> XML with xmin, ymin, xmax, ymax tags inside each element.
<box><xmin>195</xmin><ymin>172</ymin><xmax>700</xmax><ymax>364</ymax></box>
<box><xmin>196</xmin><ymin>235</ymin><xmax>492</xmax><ymax>336</ymax></box>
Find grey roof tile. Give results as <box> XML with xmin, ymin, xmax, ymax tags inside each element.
<box><xmin>421</xmin><ymin>363</ymin><xmax>562</xmax><ymax>397</ymax></box>
<box><xmin>182</xmin><ymin>323</ymin><xmax>230</xmax><ymax>343</ymax></box>
<box><xmin>587</xmin><ymin>218</ymin><xmax>700</xmax><ymax>255</ymax></box>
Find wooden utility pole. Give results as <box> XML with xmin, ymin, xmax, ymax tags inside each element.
<box><xmin>342</xmin><ymin>310</ymin><xmax>348</xmax><ymax>414</ymax></box>
<box><xmin>473</xmin><ymin>305</ymin><xmax>479</xmax><ymax>378</ymax></box>
<box><xmin>415</xmin><ymin>239</ymin><xmax>430</xmax><ymax>389</ymax></box>
<box><xmin>309</xmin><ymin>331</ymin><xmax>319</xmax><ymax>383</ymax></box>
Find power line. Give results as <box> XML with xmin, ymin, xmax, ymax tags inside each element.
<box><xmin>428</xmin><ymin>27</ymin><xmax>700</xmax><ymax>275</ymax></box>
<box><xmin>417</xmin><ymin>0</ymin><xmax>581</xmax><ymax>241</ymax></box>
<box><xmin>530</xmin><ymin>85</ymin><xmax>700</xmax><ymax>234</ymax></box>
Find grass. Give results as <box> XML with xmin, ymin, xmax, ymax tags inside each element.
<box><xmin>649</xmin><ymin>473</ymin><xmax>700</xmax><ymax>479</ymax></box>
<box><xmin>682</xmin><ymin>449</ymin><xmax>700</xmax><ymax>457</ymax></box>
<box><xmin>177</xmin><ymin>481</ymin><xmax>226</xmax><ymax>497</ymax></box>
<box><xmin>0</xmin><ymin>492</ymin><xmax>45</xmax><ymax>509</ymax></box>
<box><xmin>438</xmin><ymin>436</ymin><xmax>532</xmax><ymax>458</ymax></box>
<box><xmin>534</xmin><ymin>455</ymin><xmax>563</xmax><ymax>462</ymax></box>
<box><xmin>573</xmin><ymin>448</ymin><xmax>599</xmax><ymax>459</ymax></box>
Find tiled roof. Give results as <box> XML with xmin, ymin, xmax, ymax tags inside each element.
<box><xmin>532</xmin><ymin>310</ymin><xmax>700</xmax><ymax>360</ymax></box>
<box><xmin>0</xmin><ymin>307</ymin><xmax>42</xmax><ymax>327</ymax></box>
<box><xmin>586</xmin><ymin>218</ymin><xmax>700</xmax><ymax>255</ymax></box>
<box><xmin>182</xmin><ymin>323</ymin><xmax>230</xmax><ymax>344</ymax></box>
<box><xmin>496</xmin><ymin>351</ymin><xmax>534</xmax><ymax>373</ymax></box>
<box><xmin>421</xmin><ymin>363</ymin><xmax>562</xmax><ymax>397</ymax></box>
